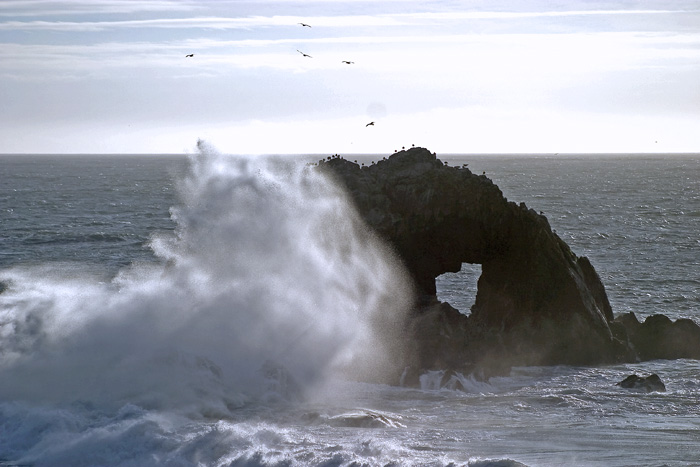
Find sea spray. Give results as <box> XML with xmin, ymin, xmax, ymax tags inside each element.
<box><xmin>0</xmin><ymin>144</ymin><xmax>413</xmax><ymax>413</ymax></box>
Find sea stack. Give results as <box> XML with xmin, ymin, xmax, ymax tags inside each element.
<box><xmin>316</xmin><ymin>147</ymin><xmax>700</xmax><ymax>378</ymax></box>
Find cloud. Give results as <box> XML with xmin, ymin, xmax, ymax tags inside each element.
<box><xmin>1</xmin><ymin>0</ymin><xmax>699</xmax><ymax>154</ymax></box>
<box><xmin>0</xmin><ymin>0</ymin><xmax>200</xmax><ymax>17</ymax></box>
<box><xmin>0</xmin><ymin>15</ymin><xmax>405</xmax><ymax>32</ymax></box>
<box><xmin>3</xmin><ymin>7</ymin><xmax>699</xmax><ymax>32</ymax></box>
<box><xmin>400</xmin><ymin>9</ymin><xmax>697</xmax><ymax>20</ymax></box>
<box><xmin>5</xmin><ymin>29</ymin><xmax>698</xmax><ymax>81</ymax></box>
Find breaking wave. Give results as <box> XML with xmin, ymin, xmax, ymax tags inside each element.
<box><xmin>0</xmin><ymin>142</ymin><xmax>413</xmax><ymax>415</ymax></box>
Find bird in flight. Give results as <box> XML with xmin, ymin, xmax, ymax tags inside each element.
<box><xmin>297</xmin><ymin>50</ymin><xmax>312</xmax><ymax>58</ymax></box>
<box><xmin>299</xmin><ymin>22</ymin><xmax>311</xmax><ymax>27</ymax></box>
<box><xmin>185</xmin><ymin>54</ymin><xmax>194</xmax><ymax>58</ymax></box>
<box><xmin>342</xmin><ymin>60</ymin><xmax>354</xmax><ymax>64</ymax></box>
<box><xmin>366</xmin><ymin>121</ymin><xmax>375</xmax><ymax>127</ymax></box>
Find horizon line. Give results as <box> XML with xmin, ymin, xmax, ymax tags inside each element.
<box><xmin>2</xmin><ymin>151</ymin><xmax>700</xmax><ymax>157</ymax></box>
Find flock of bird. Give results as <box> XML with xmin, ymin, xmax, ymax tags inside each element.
<box><xmin>294</xmin><ymin>23</ymin><xmax>370</xmax><ymax>127</ymax></box>
<box><xmin>184</xmin><ymin>21</ymin><xmax>374</xmax><ymax>128</ymax></box>
<box><xmin>294</xmin><ymin>23</ymin><xmax>354</xmax><ymax>64</ymax></box>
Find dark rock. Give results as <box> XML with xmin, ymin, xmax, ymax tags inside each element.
<box><xmin>316</xmin><ymin>147</ymin><xmax>700</xmax><ymax>376</ymax></box>
<box><xmin>613</xmin><ymin>312</ymin><xmax>642</xmax><ymax>333</ymax></box>
<box><xmin>325</xmin><ymin>409</ymin><xmax>407</xmax><ymax>428</ymax></box>
<box><xmin>317</xmin><ymin>148</ymin><xmax>623</xmax><ymax>372</ymax></box>
<box><xmin>617</xmin><ymin>373</ymin><xmax>666</xmax><ymax>392</ymax></box>
<box><xmin>301</xmin><ymin>409</ymin><xmax>406</xmax><ymax>428</ymax></box>
<box><xmin>614</xmin><ymin>312</ymin><xmax>700</xmax><ymax>360</ymax></box>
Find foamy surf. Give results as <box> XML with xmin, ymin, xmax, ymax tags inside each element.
<box><xmin>0</xmin><ymin>144</ymin><xmax>412</xmax><ymax>415</ymax></box>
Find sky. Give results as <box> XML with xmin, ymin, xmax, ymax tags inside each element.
<box><xmin>1</xmin><ymin>0</ymin><xmax>699</xmax><ymax>155</ymax></box>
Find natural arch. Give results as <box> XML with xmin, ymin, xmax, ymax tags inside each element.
<box><xmin>435</xmin><ymin>263</ymin><xmax>481</xmax><ymax>316</ymax></box>
<box><xmin>318</xmin><ymin>148</ymin><xmax>624</xmax><ymax>373</ymax></box>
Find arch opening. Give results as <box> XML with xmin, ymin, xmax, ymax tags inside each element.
<box><xmin>435</xmin><ymin>263</ymin><xmax>482</xmax><ymax>316</ymax></box>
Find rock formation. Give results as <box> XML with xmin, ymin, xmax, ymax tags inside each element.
<box><xmin>316</xmin><ymin>147</ymin><xmax>700</xmax><ymax>378</ymax></box>
<box><xmin>613</xmin><ymin>312</ymin><xmax>700</xmax><ymax>361</ymax></box>
<box><xmin>617</xmin><ymin>374</ymin><xmax>666</xmax><ymax>392</ymax></box>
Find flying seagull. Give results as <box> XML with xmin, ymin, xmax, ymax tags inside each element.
<box><xmin>185</xmin><ymin>54</ymin><xmax>194</xmax><ymax>57</ymax></box>
<box><xmin>299</xmin><ymin>22</ymin><xmax>311</xmax><ymax>27</ymax></box>
<box><xmin>342</xmin><ymin>60</ymin><xmax>354</xmax><ymax>64</ymax></box>
<box><xmin>297</xmin><ymin>49</ymin><xmax>312</xmax><ymax>58</ymax></box>
<box><xmin>366</xmin><ymin>121</ymin><xmax>375</xmax><ymax>127</ymax></box>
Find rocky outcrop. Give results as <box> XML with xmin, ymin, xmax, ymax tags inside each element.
<box><xmin>617</xmin><ymin>374</ymin><xmax>666</xmax><ymax>392</ymax></box>
<box><xmin>316</xmin><ymin>147</ymin><xmax>699</xmax><ymax>376</ymax></box>
<box><xmin>613</xmin><ymin>312</ymin><xmax>700</xmax><ymax>361</ymax></box>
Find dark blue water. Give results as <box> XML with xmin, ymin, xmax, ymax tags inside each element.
<box><xmin>1</xmin><ymin>155</ymin><xmax>184</xmax><ymax>272</ymax></box>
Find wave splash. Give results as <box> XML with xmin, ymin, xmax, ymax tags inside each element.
<box><xmin>0</xmin><ymin>143</ymin><xmax>412</xmax><ymax>414</ymax></box>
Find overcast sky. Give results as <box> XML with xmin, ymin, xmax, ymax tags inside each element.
<box><xmin>2</xmin><ymin>0</ymin><xmax>699</xmax><ymax>154</ymax></box>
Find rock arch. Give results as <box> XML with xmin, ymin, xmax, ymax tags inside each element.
<box><xmin>318</xmin><ymin>148</ymin><xmax>627</xmax><ymax>373</ymax></box>
<box><xmin>435</xmin><ymin>262</ymin><xmax>481</xmax><ymax>315</ymax></box>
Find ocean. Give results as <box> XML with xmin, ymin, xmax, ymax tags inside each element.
<box><xmin>0</xmin><ymin>150</ymin><xmax>698</xmax><ymax>466</ymax></box>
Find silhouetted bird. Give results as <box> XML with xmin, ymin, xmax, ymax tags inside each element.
<box><xmin>342</xmin><ymin>60</ymin><xmax>354</xmax><ymax>64</ymax></box>
<box><xmin>299</xmin><ymin>23</ymin><xmax>311</xmax><ymax>27</ymax></box>
<box><xmin>297</xmin><ymin>50</ymin><xmax>312</xmax><ymax>58</ymax></box>
<box><xmin>366</xmin><ymin>121</ymin><xmax>375</xmax><ymax>127</ymax></box>
<box><xmin>185</xmin><ymin>54</ymin><xmax>194</xmax><ymax>57</ymax></box>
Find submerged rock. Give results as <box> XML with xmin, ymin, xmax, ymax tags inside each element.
<box><xmin>302</xmin><ymin>409</ymin><xmax>407</xmax><ymax>428</ymax></box>
<box><xmin>617</xmin><ymin>374</ymin><xmax>666</xmax><ymax>392</ymax></box>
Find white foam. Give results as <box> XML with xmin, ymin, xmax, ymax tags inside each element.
<box><xmin>0</xmin><ymin>142</ymin><xmax>412</xmax><ymax>412</ymax></box>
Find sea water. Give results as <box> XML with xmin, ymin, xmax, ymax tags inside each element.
<box><xmin>0</xmin><ymin>150</ymin><xmax>699</xmax><ymax>466</ymax></box>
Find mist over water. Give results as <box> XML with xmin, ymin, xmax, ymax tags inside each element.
<box><xmin>0</xmin><ymin>145</ymin><xmax>412</xmax><ymax>413</ymax></box>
